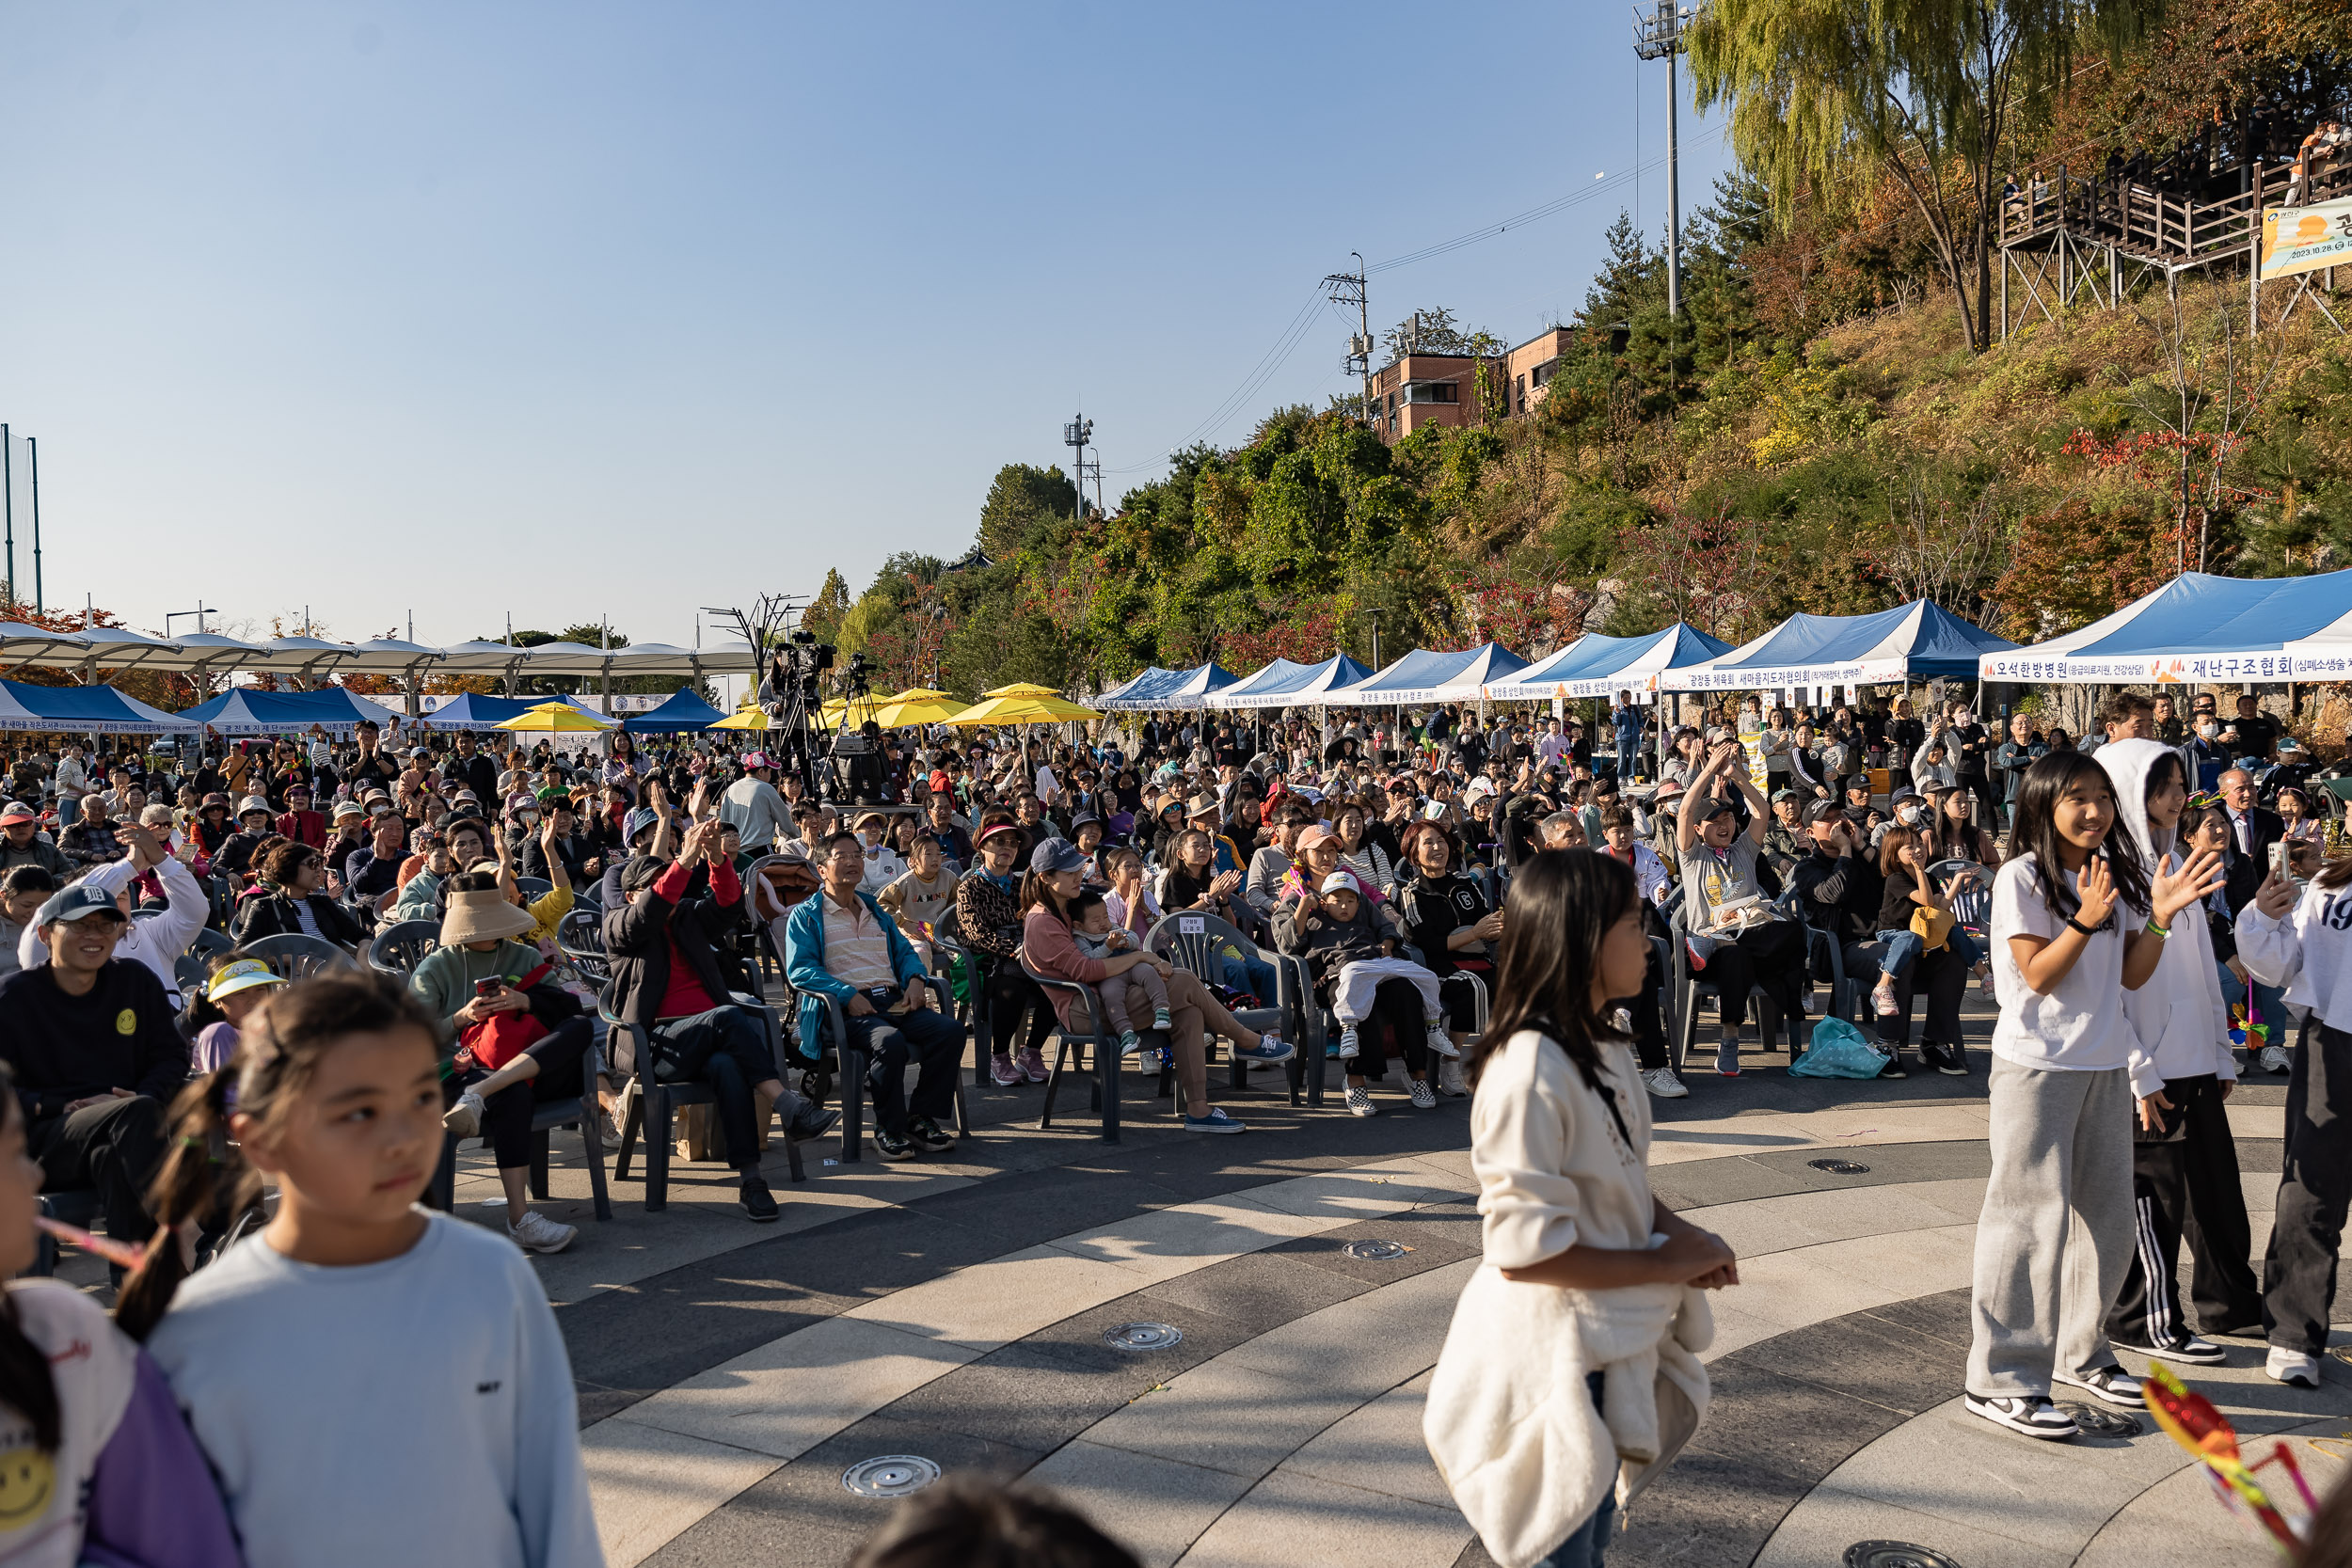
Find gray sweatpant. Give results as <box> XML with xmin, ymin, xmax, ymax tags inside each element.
<box><xmin>1966</xmin><ymin>1053</ymin><xmax>2136</xmax><ymax>1397</ymax></box>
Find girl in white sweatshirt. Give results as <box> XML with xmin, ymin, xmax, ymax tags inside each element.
<box><xmin>2233</xmin><ymin>844</ymin><xmax>2352</xmax><ymax>1390</ymax></box>
<box><xmin>1424</xmin><ymin>850</ymin><xmax>1734</xmax><ymax>1567</ymax></box>
<box><xmin>2093</xmin><ymin>741</ymin><xmax>2262</xmax><ymax>1363</ymax></box>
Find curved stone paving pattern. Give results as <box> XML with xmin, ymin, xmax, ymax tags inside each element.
<box><xmin>443</xmin><ymin>982</ymin><xmax>2335</xmax><ymax>1568</ymax></box>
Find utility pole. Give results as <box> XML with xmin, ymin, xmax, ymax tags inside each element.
<box><xmin>1365</xmin><ymin>608</ymin><xmax>1383</xmax><ymax>670</ymax></box>
<box><xmin>28</xmin><ymin>436</ymin><xmax>41</xmax><ymax>614</ymax></box>
<box><xmin>1633</xmin><ymin>0</ymin><xmax>1687</xmax><ymax>320</ymax></box>
<box><xmin>1325</xmin><ymin>255</ymin><xmax>1374</xmax><ymax>424</ymax></box>
<box><xmin>1063</xmin><ymin>410</ymin><xmax>1094</xmax><ymax>520</ymax></box>
<box><xmin>1</xmin><ymin>424</ymin><xmax>13</xmax><ymax>606</ymax></box>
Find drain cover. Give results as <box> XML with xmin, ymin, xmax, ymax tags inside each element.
<box><xmin>1844</xmin><ymin>1544</ymin><xmax>1963</xmax><ymax>1568</ymax></box>
<box><xmin>1808</xmin><ymin>1158</ymin><xmax>1872</xmax><ymax>1175</ymax></box>
<box><xmin>2058</xmin><ymin>1402</ymin><xmax>2143</xmax><ymax>1437</ymax></box>
<box><xmin>1104</xmin><ymin>1322</ymin><xmax>1184</xmax><ymax>1352</ymax></box>
<box><xmin>1345</xmin><ymin>1240</ymin><xmax>1408</xmax><ymax>1261</ymax></box>
<box><xmin>841</xmin><ymin>1455</ymin><xmax>941</xmax><ymax>1499</ymax></box>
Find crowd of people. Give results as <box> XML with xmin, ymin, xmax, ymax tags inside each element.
<box><xmin>0</xmin><ymin>675</ymin><xmax>2331</xmax><ymax>1563</ymax></box>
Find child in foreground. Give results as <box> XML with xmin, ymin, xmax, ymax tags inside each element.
<box><xmin>123</xmin><ymin>972</ymin><xmax>606</xmax><ymax>1568</ymax></box>
<box><xmin>1068</xmin><ymin>889</ymin><xmax>1170</xmax><ymax>1053</ymax></box>
<box><xmin>0</xmin><ymin>1061</ymin><xmax>240</xmax><ymax>1566</ymax></box>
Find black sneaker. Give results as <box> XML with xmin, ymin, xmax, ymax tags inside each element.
<box><xmin>907</xmin><ymin>1117</ymin><xmax>955</xmax><ymax>1152</ymax></box>
<box><xmin>1875</xmin><ymin>1051</ymin><xmax>1907</xmax><ymax>1079</ymax></box>
<box><xmin>1924</xmin><ymin>1041</ymin><xmax>1969</xmax><ymax>1076</ymax></box>
<box><xmin>1965</xmin><ymin>1392</ymin><xmax>2080</xmax><ymax>1439</ymax></box>
<box><xmin>2052</xmin><ymin>1365</ymin><xmax>2144</xmax><ymax>1408</ymax></box>
<box><xmin>874</xmin><ymin>1128</ymin><xmax>918</xmax><ymax>1162</ymax></box>
<box><xmin>787</xmin><ymin>1104</ymin><xmax>841</xmax><ymax>1143</ymax></box>
<box><xmin>2120</xmin><ymin>1334</ymin><xmax>2228</xmax><ymax>1366</ymax></box>
<box><xmin>739</xmin><ymin>1176</ymin><xmax>779</xmax><ymax>1222</ymax></box>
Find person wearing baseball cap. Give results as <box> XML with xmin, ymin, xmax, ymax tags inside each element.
<box><xmin>0</xmin><ymin>800</ymin><xmax>68</xmax><ymax>878</ymax></box>
<box><xmin>719</xmin><ymin>749</ymin><xmax>790</xmax><ymax>856</ymax></box>
<box><xmin>1675</xmin><ymin>734</ymin><xmax>1809</xmax><ymax>1077</ymax></box>
<box><xmin>0</xmin><ymin>880</ymin><xmax>187</xmax><ymax>1254</ymax></box>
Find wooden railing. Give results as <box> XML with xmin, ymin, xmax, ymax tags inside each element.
<box><xmin>1998</xmin><ymin>156</ymin><xmax>2352</xmax><ymax>263</ymax></box>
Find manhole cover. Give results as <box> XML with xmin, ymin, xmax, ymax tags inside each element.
<box><xmin>1345</xmin><ymin>1240</ymin><xmax>1408</xmax><ymax>1261</ymax></box>
<box><xmin>841</xmin><ymin>1455</ymin><xmax>940</xmax><ymax>1499</ymax></box>
<box><xmin>1808</xmin><ymin>1158</ymin><xmax>1872</xmax><ymax>1175</ymax></box>
<box><xmin>2058</xmin><ymin>1403</ymin><xmax>2142</xmax><ymax>1437</ymax></box>
<box><xmin>1844</xmin><ymin>1544</ymin><xmax>1963</xmax><ymax>1568</ymax></box>
<box><xmin>1104</xmin><ymin>1322</ymin><xmax>1184</xmax><ymax>1352</ymax></box>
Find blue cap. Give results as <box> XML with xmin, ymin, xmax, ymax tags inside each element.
<box><xmin>624</xmin><ymin>806</ymin><xmax>660</xmax><ymax>843</ymax></box>
<box><xmin>35</xmin><ymin>884</ymin><xmax>125</xmax><ymax>928</ymax></box>
<box><xmin>1027</xmin><ymin>837</ymin><xmax>1089</xmax><ymax>877</ymax></box>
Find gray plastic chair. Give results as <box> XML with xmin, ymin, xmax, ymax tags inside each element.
<box><xmin>241</xmin><ymin>932</ymin><xmax>358</xmax><ymax>981</ymax></box>
<box><xmin>365</xmin><ymin>919</ymin><xmax>441</xmax><ymax>979</ymax></box>
<box><xmin>605</xmin><ymin>984</ymin><xmax>805</xmax><ymax>1210</ymax></box>
<box><xmin>1143</xmin><ymin>911</ymin><xmax>1317</xmax><ymax>1106</ymax></box>
<box><xmin>813</xmin><ymin>978</ymin><xmax>966</xmax><ymax>1163</ymax></box>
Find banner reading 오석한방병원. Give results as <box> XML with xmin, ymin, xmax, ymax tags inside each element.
<box><xmin>2260</xmin><ymin>198</ymin><xmax>2352</xmax><ymax>281</ymax></box>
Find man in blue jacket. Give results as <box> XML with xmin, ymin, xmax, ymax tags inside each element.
<box><xmin>784</xmin><ymin>831</ymin><xmax>961</xmax><ymax>1162</ymax></box>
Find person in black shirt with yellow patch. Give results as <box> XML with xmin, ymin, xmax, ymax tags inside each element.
<box><xmin>0</xmin><ymin>884</ymin><xmax>185</xmax><ymax>1253</ymax></box>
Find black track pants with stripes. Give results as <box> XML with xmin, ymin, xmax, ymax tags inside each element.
<box><xmin>2106</xmin><ymin>1072</ymin><xmax>2262</xmax><ymax>1347</ymax></box>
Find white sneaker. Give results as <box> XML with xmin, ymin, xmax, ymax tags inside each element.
<box><xmin>443</xmin><ymin>1088</ymin><xmax>485</xmax><ymax>1139</ymax></box>
<box><xmin>1337</xmin><ymin>1025</ymin><xmax>1360</xmax><ymax>1060</ymax></box>
<box><xmin>506</xmin><ymin>1209</ymin><xmax>577</xmax><ymax>1255</ymax></box>
<box><xmin>1408</xmin><ymin>1078</ymin><xmax>1437</xmax><ymax>1109</ymax></box>
<box><xmin>2265</xmin><ymin>1345</ymin><xmax>2323</xmax><ymax>1388</ymax></box>
<box><xmin>1344</xmin><ymin>1085</ymin><xmax>1376</xmax><ymax>1117</ymax></box>
<box><xmin>1435</xmin><ymin>1058</ymin><xmax>1470</xmax><ymax>1098</ymax></box>
<box><xmin>1425</xmin><ymin>1022</ymin><xmax>1459</xmax><ymax>1058</ymax></box>
<box><xmin>1641</xmin><ymin>1066</ymin><xmax>1689</xmax><ymax>1099</ymax></box>
<box><xmin>1871</xmin><ymin>977</ymin><xmax>1899</xmax><ymax>1018</ymax></box>
<box><xmin>2259</xmin><ymin>1043</ymin><xmax>2293</xmax><ymax>1075</ymax></box>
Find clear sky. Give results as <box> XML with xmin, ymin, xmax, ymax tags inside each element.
<box><xmin>0</xmin><ymin>2</ymin><xmax>1731</xmax><ymax>652</ymax></box>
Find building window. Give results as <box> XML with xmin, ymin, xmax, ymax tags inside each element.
<box><xmin>1403</xmin><ymin>380</ymin><xmax>1457</xmax><ymax>404</ymax></box>
<box><xmin>1530</xmin><ymin>357</ymin><xmax>1560</xmax><ymax>388</ymax></box>
<box><xmin>1515</xmin><ymin>373</ymin><xmax>1527</xmax><ymax>415</ymax></box>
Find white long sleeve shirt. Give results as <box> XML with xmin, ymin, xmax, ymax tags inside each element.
<box><xmin>2122</xmin><ymin>848</ymin><xmax>2235</xmax><ymax>1097</ymax></box>
<box><xmin>2236</xmin><ymin>878</ymin><xmax>2352</xmax><ymax>1031</ymax></box>
<box><xmin>146</xmin><ymin>1211</ymin><xmax>603</xmax><ymax>1568</ymax></box>
<box><xmin>17</xmin><ymin>856</ymin><xmax>208</xmax><ymax>1003</ymax></box>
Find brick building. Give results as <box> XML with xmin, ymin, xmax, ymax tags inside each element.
<box><xmin>1362</xmin><ymin>325</ymin><xmax>1580</xmax><ymax>443</ymax></box>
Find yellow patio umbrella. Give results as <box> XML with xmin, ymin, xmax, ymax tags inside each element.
<box><xmin>952</xmin><ymin>691</ymin><xmax>1101</xmax><ymax>727</ymax></box>
<box><xmin>708</xmin><ymin>702</ymin><xmax>771</xmax><ymax>731</ymax></box>
<box><xmin>495</xmin><ymin>700</ymin><xmax>618</xmax><ymax>733</ymax></box>
<box><xmin>870</xmin><ymin>689</ymin><xmax>970</xmax><ymax>728</ymax></box>
<box><xmin>979</xmin><ymin>682</ymin><xmax>1062</xmax><ymax>700</ymax></box>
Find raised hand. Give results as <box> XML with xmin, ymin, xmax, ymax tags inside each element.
<box><xmin>2074</xmin><ymin>854</ymin><xmax>2116</xmax><ymax>929</ymax></box>
<box><xmin>2253</xmin><ymin>867</ymin><xmax>2299</xmax><ymax>920</ymax></box>
<box><xmin>2153</xmin><ymin>846</ymin><xmax>2226</xmax><ymax>926</ymax></box>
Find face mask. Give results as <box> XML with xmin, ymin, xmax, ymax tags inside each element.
<box><xmin>2198</xmin><ymin>722</ymin><xmax>2219</xmax><ymax>738</ymax></box>
<box><xmin>1897</xmin><ymin>805</ymin><xmax>1923</xmax><ymax>825</ymax></box>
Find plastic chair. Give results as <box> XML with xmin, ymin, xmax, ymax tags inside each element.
<box><xmin>1021</xmin><ymin>958</ymin><xmax>1162</xmax><ymax>1144</ymax></box>
<box><xmin>1926</xmin><ymin>858</ymin><xmax>1993</xmax><ymax>940</ymax></box>
<box><xmin>425</xmin><ymin>1036</ymin><xmax>613</xmax><ymax>1223</ymax></box>
<box><xmin>188</xmin><ymin>927</ymin><xmax>233</xmax><ymax>963</ymax></box>
<box><xmin>365</xmin><ymin>919</ymin><xmax>441</xmax><ymax>979</ymax></box>
<box><xmin>515</xmin><ymin>877</ymin><xmax>553</xmax><ymax>900</ymax></box>
<box><xmin>241</xmin><ymin>932</ymin><xmax>358</xmax><ymax>981</ymax></box>
<box><xmin>1142</xmin><ymin>911</ymin><xmax>1317</xmax><ymax>1106</ymax></box>
<box><xmin>817</xmin><ymin>976</ymin><xmax>967</xmax><ymax>1164</ymax></box>
<box><xmin>557</xmin><ymin>909</ymin><xmax>610</xmax><ymax>986</ymax></box>
<box><xmin>606</xmin><ymin>984</ymin><xmax>805</xmax><ymax>1211</ymax></box>
<box><xmin>28</xmin><ymin>1191</ymin><xmax>101</xmax><ymax>1277</ymax></box>
<box><xmin>1667</xmin><ymin>905</ymin><xmax>1791</xmax><ymax>1072</ymax></box>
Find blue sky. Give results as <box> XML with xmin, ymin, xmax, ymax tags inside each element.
<box><xmin>0</xmin><ymin>2</ymin><xmax>1732</xmax><ymax>652</ymax></box>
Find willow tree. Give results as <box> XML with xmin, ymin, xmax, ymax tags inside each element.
<box><xmin>1689</xmin><ymin>0</ymin><xmax>2160</xmax><ymax>353</ymax></box>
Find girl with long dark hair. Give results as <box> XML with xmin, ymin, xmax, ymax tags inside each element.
<box><xmin>1425</xmin><ymin>851</ymin><xmax>1732</xmax><ymax>1567</ymax></box>
<box><xmin>1964</xmin><ymin>751</ymin><xmax>2219</xmax><ymax>1441</ymax></box>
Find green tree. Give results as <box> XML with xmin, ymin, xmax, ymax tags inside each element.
<box><xmin>1690</xmin><ymin>0</ymin><xmax>2160</xmax><ymax>353</ymax></box>
<box><xmin>979</xmin><ymin>464</ymin><xmax>1079</xmax><ymax>560</ymax></box>
<box><xmin>801</xmin><ymin>569</ymin><xmax>850</xmax><ymax>643</ymax></box>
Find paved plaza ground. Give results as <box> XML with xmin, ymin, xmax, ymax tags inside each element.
<box><xmin>428</xmin><ymin>988</ymin><xmax>2351</xmax><ymax>1568</ymax></box>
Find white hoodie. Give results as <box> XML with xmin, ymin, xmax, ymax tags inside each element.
<box><xmin>2094</xmin><ymin>739</ymin><xmax>2234</xmax><ymax>1096</ymax></box>
<box><xmin>17</xmin><ymin>855</ymin><xmax>208</xmax><ymax>1005</ymax></box>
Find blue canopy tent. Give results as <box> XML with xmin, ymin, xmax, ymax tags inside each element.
<box><xmin>622</xmin><ymin>689</ymin><xmax>728</xmax><ymax>733</ymax></box>
<box><xmin>413</xmin><ymin>694</ymin><xmax>532</xmax><ymax>730</ymax></box>
<box><xmin>1979</xmin><ymin>568</ymin><xmax>2352</xmax><ymax>684</ymax></box>
<box><xmin>1323</xmin><ymin>643</ymin><xmax>1527</xmax><ymax>706</ymax></box>
<box><xmin>1104</xmin><ymin>662</ymin><xmax>1239</xmax><ymax>711</ymax></box>
<box><xmin>1665</xmin><ymin>601</ymin><xmax>2016</xmax><ymax>692</ymax></box>
<box><xmin>1209</xmin><ymin>654</ymin><xmax>1375</xmax><ymax>710</ymax></box>
<box><xmin>176</xmin><ymin>686</ymin><xmax>405</xmax><ymax>735</ymax></box>
<box><xmin>1095</xmin><ymin>667</ymin><xmax>1191</xmax><ymax>712</ymax></box>
<box><xmin>1199</xmin><ymin>658</ymin><xmax>1305</xmax><ymax>710</ymax></box>
<box><xmin>1095</xmin><ymin>666</ymin><xmax>1177</xmax><ymax>709</ymax></box>
<box><xmin>0</xmin><ymin>682</ymin><xmax>198</xmax><ymax>734</ymax></box>
<box><xmin>1483</xmin><ymin>624</ymin><xmax>1733</xmax><ymax>703</ymax></box>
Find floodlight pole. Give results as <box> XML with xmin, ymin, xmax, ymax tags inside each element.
<box><xmin>1632</xmin><ymin>0</ymin><xmax>1687</xmax><ymax>320</ymax></box>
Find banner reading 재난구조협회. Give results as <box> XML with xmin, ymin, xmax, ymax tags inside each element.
<box><xmin>2261</xmin><ymin>197</ymin><xmax>2352</xmax><ymax>280</ymax></box>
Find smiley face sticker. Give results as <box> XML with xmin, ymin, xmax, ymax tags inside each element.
<box><xmin>115</xmin><ymin>1009</ymin><xmax>135</xmax><ymax>1037</ymax></box>
<box><xmin>0</xmin><ymin>1440</ymin><xmax>56</xmax><ymax>1532</ymax></box>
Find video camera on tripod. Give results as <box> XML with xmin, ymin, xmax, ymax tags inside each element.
<box><xmin>760</xmin><ymin>636</ymin><xmax>888</xmax><ymax>806</ymax></box>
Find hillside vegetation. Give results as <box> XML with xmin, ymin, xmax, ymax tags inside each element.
<box><xmin>818</xmin><ymin>0</ymin><xmax>2352</xmax><ymax>703</ymax></box>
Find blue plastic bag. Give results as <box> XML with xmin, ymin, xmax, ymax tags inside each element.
<box><xmin>1788</xmin><ymin>1017</ymin><xmax>1894</xmax><ymax>1079</ymax></box>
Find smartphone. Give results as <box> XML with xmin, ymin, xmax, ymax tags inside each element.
<box><xmin>2269</xmin><ymin>839</ymin><xmax>2307</xmax><ymax>886</ymax></box>
<box><xmin>473</xmin><ymin>978</ymin><xmax>505</xmax><ymax>999</ymax></box>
